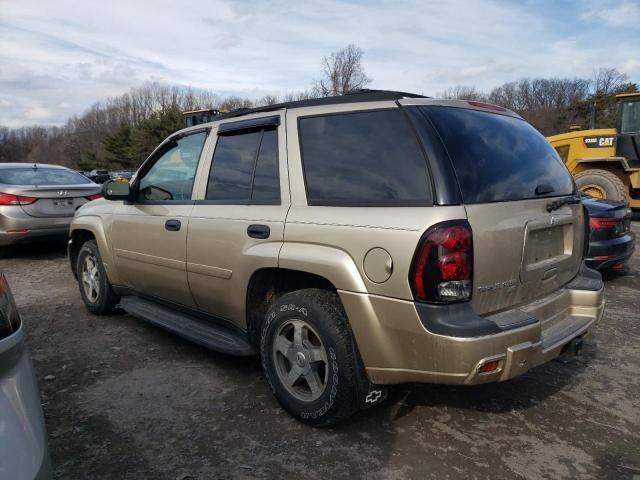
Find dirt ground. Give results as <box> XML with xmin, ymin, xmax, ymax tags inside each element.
<box><xmin>1</xmin><ymin>224</ymin><xmax>639</xmax><ymax>480</ymax></box>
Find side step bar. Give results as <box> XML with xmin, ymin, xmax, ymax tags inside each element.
<box><xmin>119</xmin><ymin>296</ymin><xmax>256</xmax><ymax>356</ymax></box>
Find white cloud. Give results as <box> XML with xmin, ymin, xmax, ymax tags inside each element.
<box><xmin>580</xmin><ymin>0</ymin><xmax>640</xmax><ymax>27</ymax></box>
<box><xmin>0</xmin><ymin>0</ymin><xmax>638</xmax><ymax>126</ymax></box>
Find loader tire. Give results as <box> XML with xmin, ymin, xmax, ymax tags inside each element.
<box><xmin>574</xmin><ymin>169</ymin><xmax>628</xmax><ymax>203</ymax></box>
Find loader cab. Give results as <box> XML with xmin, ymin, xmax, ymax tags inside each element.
<box><xmin>615</xmin><ymin>93</ymin><xmax>640</xmax><ymax>167</ymax></box>
<box><xmin>183</xmin><ymin>108</ymin><xmax>226</xmax><ymax>128</ymax></box>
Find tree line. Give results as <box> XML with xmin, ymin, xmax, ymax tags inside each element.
<box><xmin>439</xmin><ymin>68</ymin><xmax>637</xmax><ymax>135</ymax></box>
<box><xmin>0</xmin><ymin>43</ymin><xmax>637</xmax><ymax>171</ymax></box>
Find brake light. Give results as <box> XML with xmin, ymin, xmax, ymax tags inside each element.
<box><xmin>589</xmin><ymin>217</ymin><xmax>618</xmax><ymax>229</ymax></box>
<box><xmin>410</xmin><ymin>221</ymin><xmax>473</xmax><ymax>303</ymax></box>
<box><xmin>0</xmin><ymin>192</ymin><xmax>38</xmax><ymax>205</ymax></box>
<box><xmin>467</xmin><ymin>100</ymin><xmax>506</xmax><ymax>112</ymax></box>
<box><xmin>86</xmin><ymin>193</ymin><xmax>103</xmax><ymax>201</ymax></box>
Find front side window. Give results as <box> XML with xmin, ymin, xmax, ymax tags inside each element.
<box><xmin>206</xmin><ymin>128</ymin><xmax>280</xmax><ymax>204</ymax></box>
<box><xmin>137</xmin><ymin>131</ymin><xmax>207</xmax><ymax>202</ymax></box>
<box><xmin>298</xmin><ymin>109</ymin><xmax>431</xmax><ymax>206</ymax></box>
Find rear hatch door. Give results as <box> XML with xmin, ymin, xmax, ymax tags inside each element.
<box><xmin>411</xmin><ymin>103</ymin><xmax>584</xmax><ymax>316</ymax></box>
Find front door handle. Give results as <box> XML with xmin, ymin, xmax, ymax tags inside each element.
<box><xmin>247</xmin><ymin>224</ymin><xmax>270</xmax><ymax>239</ymax></box>
<box><xmin>165</xmin><ymin>219</ymin><xmax>181</xmax><ymax>231</ymax></box>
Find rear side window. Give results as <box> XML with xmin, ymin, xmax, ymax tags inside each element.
<box><xmin>206</xmin><ymin>128</ymin><xmax>280</xmax><ymax>204</ymax></box>
<box><xmin>419</xmin><ymin>107</ymin><xmax>574</xmax><ymax>203</ymax></box>
<box><xmin>298</xmin><ymin>109</ymin><xmax>431</xmax><ymax>206</ymax></box>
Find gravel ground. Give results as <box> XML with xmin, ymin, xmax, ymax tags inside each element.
<box><xmin>1</xmin><ymin>224</ymin><xmax>639</xmax><ymax>480</ymax></box>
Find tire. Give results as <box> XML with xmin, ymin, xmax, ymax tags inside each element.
<box><xmin>260</xmin><ymin>289</ymin><xmax>370</xmax><ymax>427</ymax></box>
<box><xmin>76</xmin><ymin>240</ymin><xmax>120</xmax><ymax>315</ymax></box>
<box><xmin>574</xmin><ymin>169</ymin><xmax>628</xmax><ymax>202</ymax></box>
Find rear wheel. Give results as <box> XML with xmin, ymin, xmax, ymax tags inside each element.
<box><xmin>260</xmin><ymin>289</ymin><xmax>372</xmax><ymax>427</ymax></box>
<box><xmin>574</xmin><ymin>169</ymin><xmax>628</xmax><ymax>202</ymax></box>
<box><xmin>76</xmin><ymin>240</ymin><xmax>119</xmax><ymax>315</ymax></box>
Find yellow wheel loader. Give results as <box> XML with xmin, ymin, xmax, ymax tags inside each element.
<box><xmin>548</xmin><ymin>93</ymin><xmax>640</xmax><ymax>208</ymax></box>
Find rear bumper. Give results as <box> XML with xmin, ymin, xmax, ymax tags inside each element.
<box><xmin>340</xmin><ymin>264</ymin><xmax>605</xmax><ymax>385</ymax></box>
<box><xmin>0</xmin><ymin>208</ymin><xmax>72</xmax><ymax>246</ymax></box>
<box><xmin>585</xmin><ymin>231</ymin><xmax>635</xmax><ymax>270</ymax></box>
<box><xmin>0</xmin><ymin>327</ymin><xmax>52</xmax><ymax>479</ymax></box>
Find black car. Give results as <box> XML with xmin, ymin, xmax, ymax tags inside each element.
<box><xmin>86</xmin><ymin>169</ymin><xmax>111</xmax><ymax>184</ymax></box>
<box><xmin>583</xmin><ymin>196</ymin><xmax>635</xmax><ymax>271</ymax></box>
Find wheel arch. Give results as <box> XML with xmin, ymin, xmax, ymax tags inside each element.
<box><xmin>69</xmin><ymin>216</ymin><xmax>115</xmax><ymax>282</ymax></box>
<box><xmin>245</xmin><ymin>267</ymin><xmax>340</xmax><ymax>347</ymax></box>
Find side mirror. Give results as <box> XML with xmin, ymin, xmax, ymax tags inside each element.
<box><xmin>102</xmin><ymin>179</ymin><xmax>131</xmax><ymax>201</ymax></box>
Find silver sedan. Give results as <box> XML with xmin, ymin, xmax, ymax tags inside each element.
<box><xmin>0</xmin><ymin>163</ymin><xmax>102</xmax><ymax>251</ymax></box>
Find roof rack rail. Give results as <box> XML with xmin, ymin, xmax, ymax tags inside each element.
<box><xmin>214</xmin><ymin>89</ymin><xmax>428</xmax><ymax>121</ymax></box>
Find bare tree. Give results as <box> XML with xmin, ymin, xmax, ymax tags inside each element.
<box><xmin>317</xmin><ymin>44</ymin><xmax>371</xmax><ymax>97</ymax></box>
<box><xmin>439</xmin><ymin>85</ymin><xmax>486</xmax><ymax>101</ymax></box>
<box><xmin>593</xmin><ymin>68</ymin><xmax>629</xmax><ymax>95</ymax></box>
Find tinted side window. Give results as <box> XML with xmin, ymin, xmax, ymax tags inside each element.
<box><xmin>299</xmin><ymin>110</ymin><xmax>431</xmax><ymax>205</ymax></box>
<box><xmin>420</xmin><ymin>107</ymin><xmax>574</xmax><ymax>203</ymax></box>
<box><xmin>137</xmin><ymin>131</ymin><xmax>207</xmax><ymax>202</ymax></box>
<box><xmin>206</xmin><ymin>130</ymin><xmax>262</xmax><ymax>202</ymax></box>
<box><xmin>251</xmin><ymin>129</ymin><xmax>280</xmax><ymax>203</ymax></box>
<box><xmin>206</xmin><ymin>128</ymin><xmax>280</xmax><ymax>203</ymax></box>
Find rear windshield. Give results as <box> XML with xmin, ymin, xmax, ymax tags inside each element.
<box><xmin>420</xmin><ymin>107</ymin><xmax>574</xmax><ymax>203</ymax></box>
<box><xmin>0</xmin><ymin>167</ymin><xmax>92</xmax><ymax>186</ymax></box>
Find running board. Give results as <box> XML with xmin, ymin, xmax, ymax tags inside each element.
<box><xmin>119</xmin><ymin>296</ymin><xmax>256</xmax><ymax>356</ymax></box>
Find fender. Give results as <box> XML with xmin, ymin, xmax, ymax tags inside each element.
<box><xmin>70</xmin><ymin>215</ymin><xmax>122</xmax><ymax>285</ymax></box>
<box><xmin>278</xmin><ymin>242</ymin><xmax>367</xmax><ymax>293</ymax></box>
<box><xmin>575</xmin><ymin>156</ymin><xmax>639</xmax><ymax>173</ymax></box>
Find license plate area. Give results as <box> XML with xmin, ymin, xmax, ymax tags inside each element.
<box><xmin>520</xmin><ymin>215</ymin><xmax>575</xmax><ymax>284</ymax></box>
<box><xmin>52</xmin><ymin>199</ymin><xmax>76</xmax><ymax>207</ymax></box>
<box><xmin>525</xmin><ymin>225</ymin><xmax>567</xmax><ymax>267</ymax></box>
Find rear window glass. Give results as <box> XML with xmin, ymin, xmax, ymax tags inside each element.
<box><xmin>298</xmin><ymin>109</ymin><xmax>431</xmax><ymax>206</ymax></box>
<box><xmin>0</xmin><ymin>167</ymin><xmax>92</xmax><ymax>186</ymax></box>
<box><xmin>420</xmin><ymin>107</ymin><xmax>574</xmax><ymax>203</ymax></box>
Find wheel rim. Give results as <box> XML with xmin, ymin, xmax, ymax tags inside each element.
<box><xmin>272</xmin><ymin>319</ymin><xmax>329</xmax><ymax>402</ymax></box>
<box><xmin>81</xmin><ymin>254</ymin><xmax>100</xmax><ymax>303</ymax></box>
<box><xmin>581</xmin><ymin>184</ymin><xmax>606</xmax><ymax>199</ymax></box>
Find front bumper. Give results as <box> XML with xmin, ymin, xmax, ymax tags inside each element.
<box><xmin>340</xmin><ymin>264</ymin><xmax>605</xmax><ymax>386</ymax></box>
<box><xmin>0</xmin><ymin>326</ymin><xmax>52</xmax><ymax>479</ymax></box>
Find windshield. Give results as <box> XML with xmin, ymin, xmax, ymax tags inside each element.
<box><xmin>0</xmin><ymin>167</ymin><xmax>93</xmax><ymax>186</ymax></box>
<box><xmin>619</xmin><ymin>99</ymin><xmax>640</xmax><ymax>134</ymax></box>
<box><xmin>418</xmin><ymin>106</ymin><xmax>575</xmax><ymax>203</ymax></box>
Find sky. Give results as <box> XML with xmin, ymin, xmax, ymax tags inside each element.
<box><xmin>0</xmin><ymin>0</ymin><xmax>639</xmax><ymax>128</ymax></box>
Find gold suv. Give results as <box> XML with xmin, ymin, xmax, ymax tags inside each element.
<box><xmin>68</xmin><ymin>90</ymin><xmax>605</xmax><ymax>426</ymax></box>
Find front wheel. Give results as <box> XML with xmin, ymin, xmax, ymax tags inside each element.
<box><xmin>260</xmin><ymin>289</ymin><xmax>374</xmax><ymax>427</ymax></box>
<box><xmin>76</xmin><ymin>240</ymin><xmax>119</xmax><ymax>315</ymax></box>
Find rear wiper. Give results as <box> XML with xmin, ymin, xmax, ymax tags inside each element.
<box><xmin>546</xmin><ymin>195</ymin><xmax>581</xmax><ymax>212</ymax></box>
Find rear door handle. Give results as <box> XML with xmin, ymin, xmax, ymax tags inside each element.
<box><xmin>165</xmin><ymin>219</ymin><xmax>181</xmax><ymax>231</ymax></box>
<box><xmin>247</xmin><ymin>224</ymin><xmax>270</xmax><ymax>239</ymax></box>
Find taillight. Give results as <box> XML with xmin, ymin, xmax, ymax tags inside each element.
<box><xmin>410</xmin><ymin>221</ymin><xmax>473</xmax><ymax>303</ymax></box>
<box><xmin>589</xmin><ymin>217</ymin><xmax>618</xmax><ymax>229</ymax></box>
<box><xmin>0</xmin><ymin>192</ymin><xmax>38</xmax><ymax>205</ymax></box>
<box><xmin>86</xmin><ymin>193</ymin><xmax>103</xmax><ymax>201</ymax></box>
